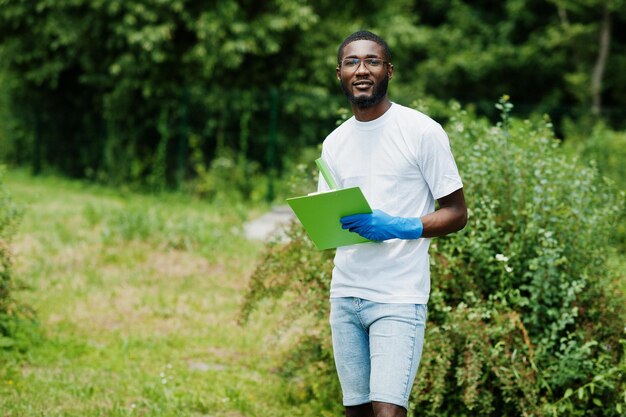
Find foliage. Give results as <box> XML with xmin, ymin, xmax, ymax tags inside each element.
<box><xmin>0</xmin><ymin>167</ymin><xmax>37</xmax><ymax>355</ymax></box>
<box><xmin>1</xmin><ymin>0</ymin><xmax>626</xmax><ymax>188</ymax></box>
<box><xmin>242</xmin><ymin>99</ymin><xmax>626</xmax><ymax>416</ymax></box>
<box><xmin>403</xmin><ymin>0</ymin><xmax>626</xmax><ymax>122</ymax></box>
<box><xmin>560</xmin><ymin>119</ymin><xmax>626</xmax><ymax>248</ymax></box>
<box><xmin>413</xmin><ymin>97</ymin><xmax>625</xmax><ymax>415</ymax></box>
<box><xmin>0</xmin><ymin>0</ymin><xmax>336</xmax><ymax>189</ymax></box>
<box><xmin>241</xmin><ymin>221</ymin><xmax>342</xmax><ymax>416</ymax></box>
<box><xmin>185</xmin><ymin>144</ymin><xmax>266</xmax><ymax>203</ymax></box>
<box><xmin>0</xmin><ymin>71</ymin><xmax>16</xmax><ymax>164</ymax></box>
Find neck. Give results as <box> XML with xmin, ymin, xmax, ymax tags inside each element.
<box><xmin>351</xmin><ymin>98</ymin><xmax>392</xmax><ymax>122</ymax></box>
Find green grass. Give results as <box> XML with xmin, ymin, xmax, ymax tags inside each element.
<box><xmin>0</xmin><ymin>171</ymin><xmax>320</xmax><ymax>417</ymax></box>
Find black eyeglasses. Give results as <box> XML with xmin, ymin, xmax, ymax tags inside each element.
<box><xmin>340</xmin><ymin>58</ymin><xmax>391</xmax><ymax>71</ymax></box>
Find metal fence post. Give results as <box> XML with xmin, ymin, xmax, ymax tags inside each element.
<box><xmin>33</xmin><ymin>108</ymin><xmax>42</xmax><ymax>175</ymax></box>
<box><xmin>266</xmin><ymin>88</ymin><xmax>279</xmax><ymax>202</ymax></box>
<box><xmin>177</xmin><ymin>86</ymin><xmax>189</xmax><ymax>188</ymax></box>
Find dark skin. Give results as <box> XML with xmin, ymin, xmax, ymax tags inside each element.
<box><xmin>336</xmin><ymin>40</ymin><xmax>467</xmax><ymax>417</ymax></box>
<box><xmin>346</xmin><ymin>401</ymin><xmax>405</xmax><ymax>417</ymax></box>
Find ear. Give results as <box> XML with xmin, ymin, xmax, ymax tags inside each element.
<box><xmin>336</xmin><ymin>66</ymin><xmax>341</xmax><ymax>80</ymax></box>
<box><xmin>388</xmin><ymin>64</ymin><xmax>394</xmax><ymax>80</ymax></box>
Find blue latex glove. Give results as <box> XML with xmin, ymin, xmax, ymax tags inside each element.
<box><xmin>340</xmin><ymin>209</ymin><xmax>424</xmax><ymax>242</ymax></box>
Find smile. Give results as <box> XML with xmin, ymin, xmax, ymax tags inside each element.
<box><xmin>353</xmin><ymin>81</ymin><xmax>373</xmax><ymax>89</ymax></box>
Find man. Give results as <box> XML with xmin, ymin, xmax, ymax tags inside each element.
<box><xmin>317</xmin><ymin>31</ymin><xmax>467</xmax><ymax>417</ymax></box>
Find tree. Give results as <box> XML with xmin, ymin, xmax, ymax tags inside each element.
<box><xmin>548</xmin><ymin>0</ymin><xmax>626</xmax><ymax>115</ymax></box>
<box><xmin>1</xmin><ymin>0</ymin><xmax>625</xmax><ymax>185</ymax></box>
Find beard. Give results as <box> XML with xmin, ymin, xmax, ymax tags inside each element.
<box><xmin>341</xmin><ymin>74</ymin><xmax>389</xmax><ymax>109</ymax></box>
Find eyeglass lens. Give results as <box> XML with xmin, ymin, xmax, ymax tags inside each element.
<box><xmin>342</xmin><ymin>58</ymin><xmax>385</xmax><ymax>70</ymax></box>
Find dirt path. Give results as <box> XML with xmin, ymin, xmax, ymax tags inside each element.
<box><xmin>243</xmin><ymin>205</ymin><xmax>294</xmax><ymax>241</ymax></box>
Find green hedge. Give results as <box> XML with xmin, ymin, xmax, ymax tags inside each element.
<box><xmin>242</xmin><ymin>99</ymin><xmax>626</xmax><ymax>416</ymax></box>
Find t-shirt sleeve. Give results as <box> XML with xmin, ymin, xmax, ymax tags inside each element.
<box><xmin>417</xmin><ymin>124</ymin><xmax>463</xmax><ymax>200</ymax></box>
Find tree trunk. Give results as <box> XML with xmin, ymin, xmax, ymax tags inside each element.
<box><xmin>591</xmin><ymin>7</ymin><xmax>612</xmax><ymax>116</ymax></box>
<box><xmin>557</xmin><ymin>5</ymin><xmax>569</xmax><ymax>26</ymax></box>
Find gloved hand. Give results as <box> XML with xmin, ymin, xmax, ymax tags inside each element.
<box><xmin>340</xmin><ymin>209</ymin><xmax>423</xmax><ymax>242</ymax></box>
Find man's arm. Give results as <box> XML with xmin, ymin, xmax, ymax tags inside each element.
<box><xmin>420</xmin><ymin>188</ymin><xmax>467</xmax><ymax>238</ymax></box>
<box><xmin>340</xmin><ymin>188</ymin><xmax>467</xmax><ymax>241</ymax></box>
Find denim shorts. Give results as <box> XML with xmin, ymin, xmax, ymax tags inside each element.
<box><xmin>329</xmin><ymin>297</ymin><xmax>428</xmax><ymax>410</ymax></box>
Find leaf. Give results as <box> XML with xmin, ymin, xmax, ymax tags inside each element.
<box><xmin>0</xmin><ymin>336</ymin><xmax>15</xmax><ymax>347</ymax></box>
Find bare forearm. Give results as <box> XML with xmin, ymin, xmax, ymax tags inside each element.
<box><xmin>420</xmin><ymin>206</ymin><xmax>467</xmax><ymax>238</ymax></box>
<box><xmin>420</xmin><ymin>188</ymin><xmax>467</xmax><ymax>238</ymax></box>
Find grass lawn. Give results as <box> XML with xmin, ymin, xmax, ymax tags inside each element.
<box><xmin>0</xmin><ymin>170</ymin><xmax>321</xmax><ymax>417</ymax></box>
<box><xmin>2</xmin><ymin>170</ymin><xmax>623</xmax><ymax>417</ymax></box>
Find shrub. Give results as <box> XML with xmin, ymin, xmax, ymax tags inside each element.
<box><xmin>186</xmin><ymin>144</ymin><xmax>267</xmax><ymax>204</ymax></box>
<box><xmin>242</xmin><ymin>98</ymin><xmax>626</xmax><ymax>416</ymax></box>
<box><xmin>0</xmin><ymin>168</ymin><xmax>37</xmax><ymax>354</ymax></box>
<box><xmin>560</xmin><ymin>120</ymin><xmax>626</xmax><ymax>249</ymax></box>
<box><xmin>241</xmin><ymin>222</ymin><xmax>343</xmax><ymax>416</ymax></box>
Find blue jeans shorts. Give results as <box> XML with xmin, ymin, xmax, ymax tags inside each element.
<box><xmin>329</xmin><ymin>297</ymin><xmax>428</xmax><ymax>410</ymax></box>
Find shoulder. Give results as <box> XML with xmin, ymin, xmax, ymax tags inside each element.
<box><xmin>392</xmin><ymin>103</ymin><xmax>445</xmax><ymax>136</ymax></box>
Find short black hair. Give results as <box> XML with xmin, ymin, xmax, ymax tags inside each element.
<box><xmin>337</xmin><ymin>30</ymin><xmax>392</xmax><ymax>65</ymax></box>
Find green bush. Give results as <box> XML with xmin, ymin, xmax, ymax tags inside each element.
<box><xmin>560</xmin><ymin>120</ymin><xmax>626</xmax><ymax>249</ymax></box>
<box><xmin>242</xmin><ymin>99</ymin><xmax>626</xmax><ymax>416</ymax></box>
<box><xmin>241</xmin><ymin>222</ymin><xmax>342</xmax><ymax>416</ymax></box>
<box><xmin>0</xmin><ymin>168</ymin><xmax>37</xmax><ymax>354</ymax></box>
<box><xmin>185</xmin><ymin>141</ymin><xmax>266</xmax><ymax>203</ymax></box>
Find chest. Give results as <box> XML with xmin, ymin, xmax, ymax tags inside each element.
<box><xmin>331</xmin><ymin>126</ymin><xmax>421</xmax><ymax>182</ymax></box>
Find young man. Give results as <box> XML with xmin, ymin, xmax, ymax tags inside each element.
<box><xmin>318</xmin><ymin>31</ymin><xmax>467</xmax><ymax>417</ymax></box>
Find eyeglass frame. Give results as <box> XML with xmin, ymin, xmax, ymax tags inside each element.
<box><xmin>337</xmin><ymin>57</ymin><xmax>392</xmax><ymax>72</ymax></box>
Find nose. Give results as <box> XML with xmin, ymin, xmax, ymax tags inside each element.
<box><xmin>355</xmin><ymin>60</ymin><xmax>370</xmax><ymax>75</ymax></box>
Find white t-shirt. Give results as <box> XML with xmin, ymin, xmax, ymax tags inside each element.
<box><xmin>318</xmin><ymin>103</ymin><xmax>463</xmax><ymax>304</ymax></box>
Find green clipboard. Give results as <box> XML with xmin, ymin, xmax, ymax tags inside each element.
<box><xmin>286</xmin><ymin>187</ymin><xmax>373</xmax><ymax>250</ymax></box>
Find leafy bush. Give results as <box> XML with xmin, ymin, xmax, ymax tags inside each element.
<box><xmin>241</xmin><ymin>222</ymin><xmax>342</xmax><ymax>416</ymax></box>
<box><xmin>560</xmin><ymin>120</ymin><xmax>626</xmax><ymax>249</ymax></box>
<box><xmin>242</xmin><ymin>99</ymin><xmax>626</xmax><ymax>416</ymax></box>
<box><xmin>0</xmin><ymin>168</ymin><xmax>37</xmax><ymax>354</ymax></box>
<box><xmin>185</xmin><ymin>140</ymin><xmax>267</xmax><ymax>203</ymax></box>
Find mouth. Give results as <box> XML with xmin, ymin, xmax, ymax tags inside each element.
<box><xmin>352</xmin><ymin>80</ymin><xmax>373</xmax><ymax>90</ymax></box>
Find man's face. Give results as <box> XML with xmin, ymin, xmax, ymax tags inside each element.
<box><xmin>337</xmin><ymin>40</ymin><xmax>393</xmax><ymax>109</ymax></box>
